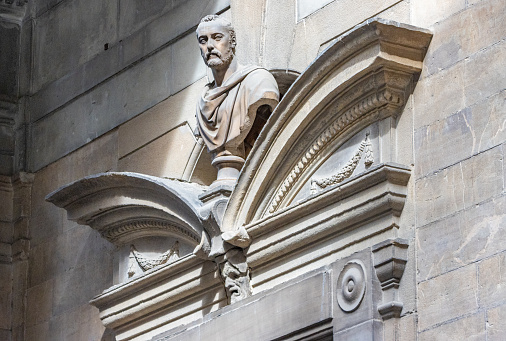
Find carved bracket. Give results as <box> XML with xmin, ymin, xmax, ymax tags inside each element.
<box><xmin>372</xmin><ymin>238</ymin><xmax>409</xmax><ymax>320</ymax></box>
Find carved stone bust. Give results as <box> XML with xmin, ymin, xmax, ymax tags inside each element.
<box><xmin>195</xmin><ymin>15</ymin><xmax>279</xmax><ymax>185</ymax></box>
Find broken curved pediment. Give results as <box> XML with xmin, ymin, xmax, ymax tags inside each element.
<box><xmin>46</xmin><ymin>172</ymin><xmax>205</xmax><ymax>246</ymax></box>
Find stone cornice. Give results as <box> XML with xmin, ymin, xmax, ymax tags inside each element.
<box><xmin>46</xmin><ymin>172</ymin><xmax>206</xmax><ymax>246</ymax></box>
<box><xmin>245</xmin><ymin>163</ymin><xmax>410</xmax><ymax>280</ymax></box>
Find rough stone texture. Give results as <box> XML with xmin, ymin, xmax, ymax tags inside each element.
<box><xmin>418</xmin><ymin>264</ymin><xmax>479</xmax><ymax>331</ymax></box>
<box><xmin>419</xmin><ymin>313</ymin><xmax>486</xmax><ymax>341</ymax></box>
<box><xmin>414</xmin><ymin>146</ymin><xmax>504</xmax><ymax>227</ymax></box>
<box><xmin>32</xmin><ymin>0</ymin><xmax>118</xmax><ymax>93</ymax></box>
<box><xmin>118</xmin><ymin>125</ymin><xmax>197</xmax><ymax>178</ymax></box>
<box><xmin>487</xmin><ymin>304</ymin><xmax>506</xmax><ymax>341</ymax></box>
<box><xmin>117</xmin><ymin>78</ymin><xmax>205</xmax><ymax>158</ymax></box>
<box><xmin>418</xmin><ymin>196</ymin><xmax>506</xmax><ymax>281</ymax></box>
<box><xmin>478</xmin><ymin>252</ymin><xmax>506</xmax><ymax>308</ymax></box>
<box><xmin>411</xmin><ymin>0</ymin><xmax>466</xmax><ymax>27</ymax></box>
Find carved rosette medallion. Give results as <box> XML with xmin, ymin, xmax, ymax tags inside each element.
<box><xmin>337</xmin><ymin>260</ymin><xmax>366</xmax><ymax>312</ymax></box>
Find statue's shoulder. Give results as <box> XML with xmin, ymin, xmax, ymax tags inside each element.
<box><xmin>241</xmin><ymin>65</ymin><xmax>276</xmax><ymax>84</ymax></box>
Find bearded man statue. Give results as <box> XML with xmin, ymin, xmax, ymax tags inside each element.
<box><xmin>195</xmin><ymin>15</ymin><xmax>279</xmax><ymax>185</ymax></box>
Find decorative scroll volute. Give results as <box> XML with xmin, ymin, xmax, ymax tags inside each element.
<box><xmin>222</xmin><ymin>19</ymin><xmax>432</xmax><ymax>232</ymax></box>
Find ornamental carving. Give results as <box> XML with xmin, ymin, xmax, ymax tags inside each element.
<box><xmin>337</xmin><ymin>260</ymin><xmax>367</xmax><ymax>312</ymax></box>
<box><xmin>268</xmin><ymin>91</ymin><xmax>399</xmax><ymax>214</ymax></box>
<box><xmin>310</xmin><ymin>133</ymin><xmax>374</xmax><ymax>194</ymax></box>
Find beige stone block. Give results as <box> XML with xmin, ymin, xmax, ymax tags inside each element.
<box><xmin>479</xmin><ymin>252</ymin><xmax>506</xmax><ymax>308</ymax></box>
<box><xmin>263</xmin><ymin>0</ymin><xmax>296</xmax><ymax>70</ymax></box>
<box><xmin>289</xmin><ymin>0</ymin><xmax>399</xmax><ymax>71</ymax></box>
<box><xmin>417</xmin><ymin>195</ymin><xmax>506</xmax><ymax>280</ymax></box>
<box><xmin>397</xmin><ymin>313</ymin><xmax>417</xmax><ymax>341</ymax></box>
<box><xmin>118</xmin><ymin>125</ymin><xmax>196</xmax><ymax>178</ymax></box>
<box><xmin>52</xmin><ymin>263</ymin><xmax>112</xmax><ymax>318</ymax></box>
<box><xmin>468</xmin><ymin>91</ymin><xmax>506</xmax><ymax>153</ymax></box>
<box><xmin>465</xmin><ymin>39</ymin><xmax>506</xmax><ymax>107</ymax></box>
<box><xmin>422</xmin><ymin>0</ymin><xmax>506</xmax><ymax>77</ymax></box>
<box><xmin>118</xmin><ymin>79</ymin><xmax>205</xmax><ymax>158</ymax></box>
<box><xmin>418</xmin><ymin>264</ymin><xmax>478</xmax><ymax>330</ymax></box>
<box><xmin>419</xmin><ymin>313</ymin><xmax>485</xmax><ymax>340</ymax></box>
<box><xmin>487</xmin><ymin>304</ymin><xmax>506</xmax><ymax>341</ymax></box>
<box><xmin>413</xmin><ymin>61</ymin><xmax>466</xmax><ymax>129</ymax></box>
<box><xmin>411</xmin><ymin>0</ymin><xmax>466</xmax><ymax>27</ymax></box>
<box><xmin>30</xmin><ymin>131</ymin><xmax>117</xmax><ymax>245</ymax></box>
<box><xmin>231</xmin><ymin>0</ymin><xmax>264</xmax><ymax>65</ymax></box>
<box><xmin>415</xmin><ymin>107</ymin><xmax>504</xmax><ymax>179</ymax></box>
<box><xmin>376</xmin><ymin>1</ymin><xmax>410</xmax><ymax>24</ymax></box>
<box><xmin>26</xmin><ymin>280</ymin><xmax>53</xmax><ymax>327</ymax></box>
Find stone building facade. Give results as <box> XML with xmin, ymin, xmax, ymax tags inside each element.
<box><xmin>0</xmin><ymin>0</ymin><xmax>505</xmax><ymax>340</ymax></box>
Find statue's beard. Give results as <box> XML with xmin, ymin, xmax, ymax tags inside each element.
<box><xmin>205</xmin><ymin>47</ymin><xmax>234</xmax><ymax>69</ymax></box>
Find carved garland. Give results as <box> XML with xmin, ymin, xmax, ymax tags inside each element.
<box><xmin>128</xmin><ymin>241</ymin><xmax>180</xmax><ymax>277</ymax></box>
<box><xmin>102</xmin><ymin>220</ymin><xmax>201</xmax><ymax>245</ymax></box>
<box><xmin>267</xmin><ymin>89</ymin><xmax>402</xmax><ymax>214</ymax></box>
<box><xmin>310</xmin><ymin>133</ymin><xmax>373</xmax><ymax>194</ymax></box>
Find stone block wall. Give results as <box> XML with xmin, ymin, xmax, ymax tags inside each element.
<box><xmin>412</xmin><ymin>0</ymin><xmax>506</xmax><ymax>338</ymax></box>
<box><xmin>0</xmin><ymin>0</ymin><xmax>503</xmax><ymax>340</ymax></box>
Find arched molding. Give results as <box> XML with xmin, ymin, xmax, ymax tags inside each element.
<box><xmin>46</xmin><ymin>172</ymin><xmax>205</xmax><ymax>246</ymax></box>
<box><xmin>222</xmin><ymin>19</ymin><xmax>432</xmax><ymax>232</ymax></box>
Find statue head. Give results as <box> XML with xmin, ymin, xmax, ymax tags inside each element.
<box><xmin>196</xmin><ymin>15</ymin><xmax>237</xmax><ymax>70</ymax></box>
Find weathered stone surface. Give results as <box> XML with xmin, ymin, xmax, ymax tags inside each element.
<box><xmin>118</xmin><ymin>125</ymin><xmax>196</xmax><ymax>178</ymax></box>
<box><xmin>262</xmin><ymin>0</ymin><xmax>295</xmax><ymax>70</ymax></box>
<box><xmin>25</xmin><ymin>280</ymin><xmax>53</xmax><ymax>327</ymax></box>
<box><xmin>418</xmin><ymin>264</ymin><xmax>478</xmax><ymax>330</ymax></box>
<box><xmin>478</xmin><ymin>252</ymin><xmax>506</xmax><ymax>308</ymax></box>
<box><xmin>32</xmin><ymin>0</ymin><xmax>118</xmax><ymax>93</ymax></box>
<box><xmin>48</xmin><ymin>303</ymin><xmax>106</xmax><ymax>341</ymax></box>
<box><xmin>29</xmin><ymin>45</ymin><xmax>167</xmax><ymax>171</ymax></box>
<box><xmin>464</xmin><ymin>39</ymin><xmax>506</xmax><ymax>107</ymax></box>
<box><xmin>29</xmin><ymin>132</ymin><xmax>117</xmax><ymax>246</ymax></box>
<box><xmin>487</xmin><ymin>304</ymin><xmax>506</xmax><ymax>341</ymax></box>
<box><xmin>118</xmin><ymin>0</ymin><xmax>173</xmax><ymax>40</ymax></box>
<box><xmin>118</xmin><ymin>79</ymin><xmax>204</xmax><ymax>158</ymax></box>
<box><xmin>24</xmin><ymin>321</ymin><xmax>49</xmax><ymax>341</ymax></box>
<box><xmin>413</xmin><ymin>60</ymin><xmax>466</xmax><ymax>129</ymax></box>
<box><xmin>415</xmin><ymin>146</ymin><xmax>503</xmax><ymax>227</ymax></box>
<box><xmin>154</xmin><ymin>271</ymin><xmax>332</xmax><ymax>341</ymax></box>
<box><xmin>230</xmin><ymin>0</ymin><xmax>264</xmax><ymax>66</ymax></box>
<box><xmin>333</xmin><ymin>320</ymin><xmax>383</xmax><ymax>341</ymax></box>
<box><xmin>418</xmin><ymin>196</ymin><xmax>506</xmax><ymax>281</ymax></box>
<box><xmin>415</xmin><ymin>90</ymin><xmax>506</xmax><ymax>176</ymax></box>
<box><xmin>411</xmin><ymin>0</ymin><xmax>466</xmax><ymax>27</ymax></box>
<box><xmin>0</xmin><ymin>264</ymin><xmax>11</xmax><ymax>330</ymax></box>
<box><xmin>288</xmin><ymin>0</ymin><xmax>401</xmax><ymax>71</ymax></box>
<box><xmin>419</xmin><ymin>313</ymin><xmax>485</xmax><ymax>340</ymax></box>
<box><xmin>422</xmin><ymin>0</ymin><xmax>506</xmax><ymax>77</ymax></box>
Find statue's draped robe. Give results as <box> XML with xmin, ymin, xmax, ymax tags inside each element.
<box><xmin>197</xmin><ymin>65</ymin><xmax>279</xmax><ymax>157</ymax></box>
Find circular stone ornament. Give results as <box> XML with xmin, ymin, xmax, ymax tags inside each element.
<box><xmin>337</xmin><ymin>260</ymin><xmax>366</xmax><ymax>312</ymax></box>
